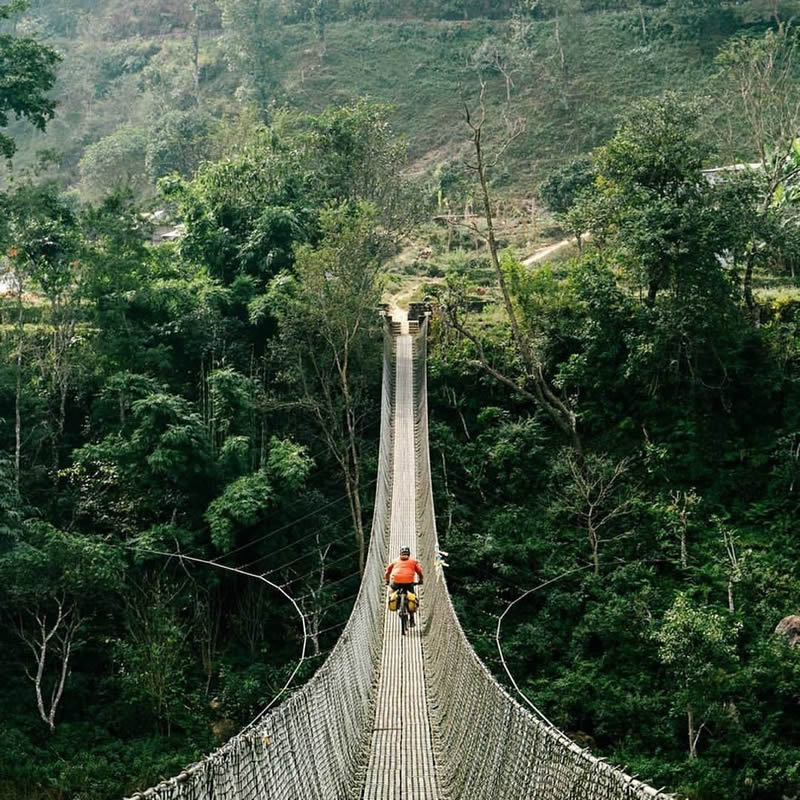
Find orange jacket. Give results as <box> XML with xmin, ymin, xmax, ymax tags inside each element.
<box><xmin>385</xmin><ymin>556</ymin><xmax>423</xmax><ymax>585</ymax></box>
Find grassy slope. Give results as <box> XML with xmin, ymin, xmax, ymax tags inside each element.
<box><xmin>7</xmin><ymin>4</ymin><xmax>788</xmax><ymax>200</ymax></box>
<box><xmin>281</xmin><ymin>15</ymin><xmax>739</xmax><ymax>188</ymax></box>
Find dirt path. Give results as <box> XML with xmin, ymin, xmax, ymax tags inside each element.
<box><xmin>521</xmin><ymin>236</ymin><xmax>578</xmax><ymax>266</ymax></box>
<box><xmin>383</xmin><ymin>234</ymin><xmax>579</xmax><ymax>314</ymax></box>
<box><xmin>384</xmin><ymin>275</ymin><xmax>444</xmax><ymax>314</ymax></box>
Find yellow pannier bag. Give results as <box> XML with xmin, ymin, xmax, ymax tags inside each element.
<box><xmin>407</xmin><ymin>592</ymin><xmax>418</xmax><ymax>613</ymax></box>
<box><xmin>387</xmin><ymin>591</ymin><xmax>399</xmax><ymax>611</ymax></box>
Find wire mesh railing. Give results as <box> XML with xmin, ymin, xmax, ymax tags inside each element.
<box><xmin>124</xmin><ymin>324</ymin><xmax>395</xmax><ymax>800</ymax></box>
<box><xmin>412</xmin><ymin>315</ymin><xmax>668</xmax><ymax>800</ymax></box>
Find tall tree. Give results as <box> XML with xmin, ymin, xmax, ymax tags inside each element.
<box><xmin>162</xmin><ymin>123</ymin><xmax>310</xmax><ymax>286</ymax></box>
<box><xmin>0</xmin><ymin>521</ymin><xmax>121</xmax><ymax>733</ymax></box>
<box><xmin>310</xmin><ymin>0</ymin><xmax>335</xmax><ymax>59</ymax></box>
<box><xmin>301</xmin><ymin>101</ymin><xmax>420</xmax><ymax>239</ymax></box>
<box><xmin>268</xmin><ymin>203</ymin><xmax>384</xmax><ymax>573</ymax></box>
<box><xmin>444</xmin><ymin>84</ymin><xmax>582</xmax><ymax>454</ymax></box>
<box><xmin>10</xmin><ymin>186</ymin><xmax>82</xmax><ymax>474</ymax></box>
<box><xmin>716</xmin><ymin>25</ymin><xmax>800</xmax><ymax>315</ymax></box>
<box><xmin>551</xmin><ymin>449</ymin><xmax>636</xmax><ymax>575</ymax></box>
<box><xmin>218</xmin><ymin>0</ymin><xmax>284</xmax><ymax>119</ymax></box>
<box><xmin>655</xmin><ymin>593</ymin><xmax>741</xmax><ymax>760</ymax></box>
<box><xmin>3</xmin><ymin>185</ymin><xmax>82</xmax><ymax>484</ymax></box>
<box><xmin>471</xmin><ymin>35</ymin><xmax>518</xmax><ymax>103</ymax></box>
<box><xmin>146</xmin><ymin>109</ymin><xmax>215</xmax><ymax>182</ymax></box>
<box><xmin>78</xmin><ymin>126</ymin><xmax>150</xmax><ymax>200</ymax></box>
<box><xmin>0</xmin><ymin>0</ymin><xmax>60</xmax><ymax>160</ymax></box>
<box><xmin>512</xmin><ymin>0</ymin><xmax>582</xmax><ymax>109</ymax></box>
<box><xmin>588</xmin><ymin>93</ymin><xmax>714</xmax><ymax>307</ymax></box>
<box><xmin>190</xmin><ymin>0</ymin><xmax>201</xmax><ymax>104</ymax></box>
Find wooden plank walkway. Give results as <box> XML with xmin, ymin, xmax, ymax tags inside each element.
<box><xmin>362</xmin><ymin>328</ymin><xmax>441</xmax><ymax>800</ymax></box>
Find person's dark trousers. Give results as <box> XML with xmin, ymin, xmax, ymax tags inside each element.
<box><xmin>390</xmin><ymin>582</ymin><xmax>417</xmax><ymax>626</ymax></box>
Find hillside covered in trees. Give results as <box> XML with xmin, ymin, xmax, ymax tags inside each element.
<box><xmin>2</xmin><ymin>1</ymin><xmax>800</xmax><ymax>799</ymax></box>
<box><xmin>5</xmin><ymin>0</ymin><xmax>793</xmax><ymax>201</ymax></box>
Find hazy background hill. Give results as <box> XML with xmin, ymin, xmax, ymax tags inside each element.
<box><xmin>6</xmin><ymin>0</ymin><xmax>795</xmax><ymax>204</ymax></box>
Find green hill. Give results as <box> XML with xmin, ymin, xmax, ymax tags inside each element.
<box><xmin>5</xmin><ymin>0</ymin><xmax>795</xmax><ymax>202</ymax></box>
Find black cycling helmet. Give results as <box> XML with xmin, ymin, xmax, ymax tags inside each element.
<box><xmin>399</xmin><ymin>546</ymin><xmax>411</xmax><ymax>556</ymax></box>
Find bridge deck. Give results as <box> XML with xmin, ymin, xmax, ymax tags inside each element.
<box><xmin>362</xmin><ymin>330</ymin><xmax>441</xmax><ymax>800</ymax></box>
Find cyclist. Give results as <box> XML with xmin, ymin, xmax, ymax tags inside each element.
<box><xmin>385</xmin><ymin>546</ymin><xmax>423</xmax><ymax>627</ymax></box>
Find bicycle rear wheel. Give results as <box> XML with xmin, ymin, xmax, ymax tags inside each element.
<box><xmin>399</xmin><ymin>592</ymin><xmax>408</xmax><ymax>636</ymax></box>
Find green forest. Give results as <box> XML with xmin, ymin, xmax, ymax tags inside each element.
<box><xmin>2</xmin><ymin>0</ymin><xmax>800</xmax><ymax>798</ymax></box>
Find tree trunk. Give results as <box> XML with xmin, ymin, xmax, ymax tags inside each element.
<box><xmin>46</xmin><ymin>299</ymin><xmax>76</xmax><ymax>476</ymax></box>
<box><xmin>309</xmin><ymin>607</ymin><xmax>321</xmax><ymax>656</ymax></box>
<box><xmin>688</xmin><ymin>704</ymin><xmax>697</xmax><ymax>759</ymax></box>
<box><xmin>339</xmin><ymin>355</ymin><xmax>366</xmax><ymax>575</ymax></box>
<box><xmin>14</xmin><ymin>275</ymin><xmax>23</xmax><ymax>494</ymax></box>
<box><xmin>19</xmin><ymin>601</ymin><xmax>80</xmax><ymax>734</ymax></box>
<box><xmin>501</xmin><ymin>68</ymin><xmax>512</xmax><ymax>103</ymax></box>
<box><xmin>554</xmin><ymin>15</ymin><xmax>565</xmax><ymax>75</ymax></box>
<box><xmin>194</xmin><ymin>592</ymin><xmax>221</xmax><ymax>696</ymax></box>
<box><xmin>553</xmin><ymin>13</ymin><xmax>568</xmax><ymax>109</ymax></box>
<box><xmin>474</xmin><ymin>125</ymin><xmax>531</xmax><ymax>379</ymax></box>
<box><xmin>312</xmin><ymin>1</ymin><xmax>327</xmax><ymax>60</ymax></box>
<box><xmin>680</xmin><ymin>527</ymin><xmax>688</xmax><ymax>569</ymax></box>
<box><xmin>589</xmin><ymin>526</ymin><xmax>600</xmax><ymax>575</ymax></box>
<box><xmin>352</xmin><ymin>481</ymin><xmax>365</xmax><ymax>574</ymax></box>
<box><xmin>343</xmin><ymin>459</ymin><xmax>365</xmax><ymax>576</ymax></box>
<box><xmin>440</xmin><ymin>451</ymin><xmax>453</xmax><ymax>540</ymax></box>
<box><xmin>646</xmin><ymin>279</ymin><xmax>659</xmax><ymax>308</ymax></box>
<box><xmin>191</xmin><ymin>0</ymin><xmax>202</xmax><ymax>106</ymax></box>
<box><xmin>743</xmin><ymin>247</ymin><xmax>757</xmax><ymax>320</ymax></box>
<box><xmin>304</xmin><ymin>539</ymin><xmax>330</xmax><ymax>657</ymax></box>
<box><xmin>465</xmin><ymin>101</ymin><xmax>582</xmax><ymax>457</ymax></box>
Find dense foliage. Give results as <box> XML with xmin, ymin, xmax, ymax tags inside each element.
<box><xmin>2</xmin><ymin>1</ymin><xmax>800</xmax><ymax>799</ymax></box>
<box><xmin>428</xmin><ymin>89</ymin><xmax>800</xmax><ymax>799</ymax></box>
<box><xmin>0</xmin><ymin>0</ymin><xmax>60</xmax><ymax>158</ymax></box>
<box><xmin>0</xmin><ymin>95</ymin><xmax>415</xmax><ymax>796</ymax></box>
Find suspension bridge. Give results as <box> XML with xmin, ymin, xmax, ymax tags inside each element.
<box><xmin>126</xmin><ymin>314</ymin><xmax>668</xmax><ymax>800</ymax></box>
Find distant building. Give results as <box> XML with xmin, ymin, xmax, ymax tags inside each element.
<box><xmin>0</xmin><ymin>268</ymin><xmax>19</xmax><ymax>296</ymax></box>
<box><xmin>152</xmin><ymin>223</ymin><xmax>186</xmax><ymax>245</ymax></box>
<box><xmin>702</xmin><ymin>163</ymin><xmax>762</xmax><ymax>185</ymax></box>
<box><xmin>144</xmin><ymin>209</ymin><xmax>187</xmax><ymax>245</ymax></box>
